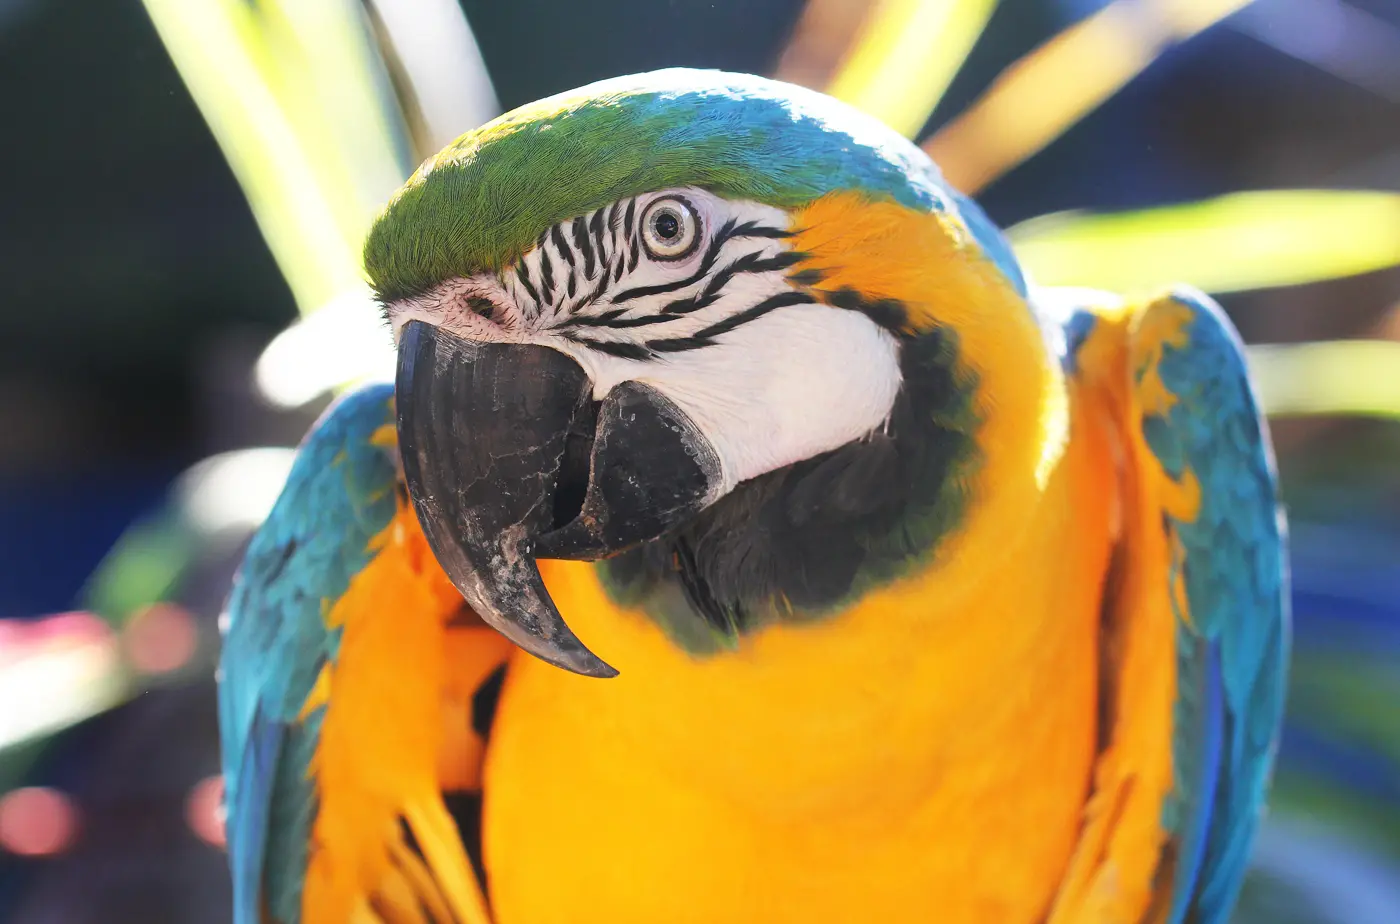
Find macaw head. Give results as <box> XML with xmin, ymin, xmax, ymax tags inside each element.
<box><xmin>367</xmin><ymin>68</ymin><xmax>1041</xmax><ymax>678</ymax></box>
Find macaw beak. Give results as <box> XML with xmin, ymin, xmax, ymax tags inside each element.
<box><xmin>394</xmin><ymin>320</ymin><xmax>722</xmax><ymax>678</ymax></box>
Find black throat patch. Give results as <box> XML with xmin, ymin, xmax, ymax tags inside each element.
<box><xmin>596</xmin><ymin>326</ymin><xmax>981</xmax><ymax>653</ymax></box>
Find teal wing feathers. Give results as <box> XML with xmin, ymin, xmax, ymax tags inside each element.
<box><xmin>1130</xmin><ymin>288</ymin><xmax>1291</xmax><ymax>924</ymax></box>
<box><xmin>218</xmin><ymin>383</ymin><xmax>400</xmax><ymax>924</ymax></box>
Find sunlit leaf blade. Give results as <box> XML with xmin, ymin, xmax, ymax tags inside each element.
<box><xmin>140</xmin><ymin>0</ymin><xmax>410</xmax><ymax>312</ymax></box>
<box><xmin>772</xmin><ymin>0</ymin><xmax>879</xmax><ymax>92</ymax></box>
<box><xmin>365</xmin><ymin>0</ymin><xmax>501</xmax><ymax>151</ymax></box>
<box><xmin>1009</xmin><ymin>191</ymin><xmax>1400</xmax><ymax>294</ymax></box>
<box><xmin>0</xmin><ymin>448</ymin><xmax>306</xmax><ymax>755</ymax></box>
<box><xmin>926</xmin><ymin>0</ymin><xmax>1253</xmax><ymax>193</ymax></box>
<box><xmin>1248</xmin><ymin>341</ymin><xmax>1400</xmax><ymax>419</ymax></box>
<box><xmin>255</xmin><ymin>292</ymin><xmax>395</xmax><ymax>408</ymax></box>
<box><xmin>82</xmin><ymin>516</ymin><xmax>197</xmax><ymax>628</ymax></box>
<box><xmin>824</xmin><ymin>0</ymin><xmax>1000</xmax><ymax>138</ymax></box>
<box><xmin>0</xmin><ymin>615</ymin><xmax>126</xmax><ymax>754</ymax></box>
<box><xmin>6</xmin><ymin>1</ymin><xmax>423</xmax><ymax>756</ymax></box>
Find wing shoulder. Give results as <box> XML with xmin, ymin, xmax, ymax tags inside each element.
<box><xmin>218</xmin><ymin>384</ymin><xmax>400</xmax><ymax>924</ymax></box>
<box><xmin>1048</xmin><ymin>287</ymin><xmax>1289</xmax><ymax>924</ymax></box>
<box><xmin>1128</xmin><ymin>288</ymin><xmax>1289</xmax><ymax>924</ymax></box>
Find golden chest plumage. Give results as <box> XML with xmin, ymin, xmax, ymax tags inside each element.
<box><xmin>480</xmin><ymin>378</ymin><xmax>1119</xmax><ymax>924</ymax></box>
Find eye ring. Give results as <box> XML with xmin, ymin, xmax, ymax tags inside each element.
<box><xmin>640</xmin><ymin>195</ymin><xmax>702</xmax><ymax>262</ymax></box>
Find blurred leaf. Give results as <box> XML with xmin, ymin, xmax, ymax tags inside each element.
<box><xmin>3</xmin><ymin>449</ymin><xmax>302</xmax><ymax>758</ymax></box>
<box><xmin>772</xmin><ymin>0</ymin><xmax>882</xmax><ymax>90</ymax></box>
<box><xmin>363</xmin><ymin>0</ymin><xmax>500</xmax><ymax>151</ymax></box>
<box><xmin>1239</xmin><ymin>816</ymin><xmax>1400</xmax><ymax>922</ymax></box>
<box><xmin>255</xmin><ymin>291</ymin><xmax>394</xmax><ymax>407</ymax></box>
<box><xmin>1009</xmin><ymin>191</ymin><xmax>1400</xmax><ymax>294</ymax></box>
<box><xmin>0</xmin><ymin>739</ymin><xmax>47</xmax><ymax>798</ymax></box>
<box><xmin>825</xmin><ymin>0</ymin><xmax>1000</xmax><ymax>138</ymax></box>
<box><xmin>0</xmin><ymin>615</ymin><xmax>127</xmax><ymax>755</ymax></box>
<box><xmin>82</xmin><ymin>514</ymin><xmax>197</xmax><ymax>626</ymax></box>
<box><xmin>927</xmin><ymin>0</ymin><xmax>1254</xmax><ymax>193</ymax></box>
<box><xmin>1290</xmin><ymin>656</ymin><xmax>1400</xmax><ymax>766</ymax></box>
<box><xmin>1249</xmin><ymin>341</ymin><xmax>1400</xmax><ymax>420</ymax></box>
<box><xmin>140</xmin><ymin>0</ymin><xmax>411</xmax><ymax>313</ymax></box>
<box><xmin>1271</xmin><ymin>774</ymin><xmax>1400</xmax><ymax>860</ymax></box>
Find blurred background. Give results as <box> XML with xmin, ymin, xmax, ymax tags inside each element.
<box><xmin>1</xmin><ymin>0</ymin><xmax>1398</xmax><ymax>921</ymax></box>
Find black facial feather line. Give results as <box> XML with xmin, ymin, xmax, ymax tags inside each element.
<box><xmin>600</xmin><ymin>326</ymin><xmax>980</xmax><ymax>645</ymax></box>
<box><xmin>497</xmin><ymin>199</ymin><xmax>794</xmax><ymax>353</ymax></box>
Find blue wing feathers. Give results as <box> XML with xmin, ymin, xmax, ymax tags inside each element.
<box><xmin>230</xmin><ymin>708</ymin><xmax>281</xmax><ymax>924</ymax></box>
<box><xmin>1140</xmin><ymin>288</ymin><xmax>1289</xmax><ymax>924</ymax></box>
<box><xmin>219</xmin><ymin>383</ymin><xmax>401</xmax><ymax>924</ymax></box>
<box><xmin>1168</xmin><ymin>640</ymin><xmax>1226</xmax><ymax>924</ymax></box>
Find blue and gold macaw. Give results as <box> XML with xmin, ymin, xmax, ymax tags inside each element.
<box><xmin>219</xmin><ymin>69</ymin><xmax>1289</xmax><ymax>924</ymax></box>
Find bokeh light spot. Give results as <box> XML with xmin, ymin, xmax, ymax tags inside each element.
<box><xmin>187</xmin><ymin>775</ymin><xmax>226</xmax><ymax>848</ymax></box>
<box><xmin>124</xmin><ymin>603</ymin><xmax>198</xmax><ymax>675</ymax></box>
<box><xmin>0</xmin><ymin>787</ymin><xmax>78</xmax><ymax>857</ymax></box>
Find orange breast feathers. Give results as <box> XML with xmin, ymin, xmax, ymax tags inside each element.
<box><xmin>1047</xmin><ymin>305</ymin><xmax>1184</xmax><ymax>924</ymax></box>
<box><xmin>302</xmin><ymin>501</ymin><xmax>506</xmax><ymax>924</ymax></box>
<box><xmin>488</xmin><ymin>398</ymin><xmax>1119</xmax><ymax>924</ymax></box>
<box><xmin>479</xmin><ymin>195</ymin><xmax>1127</xmax><ymax>924</ymax></box>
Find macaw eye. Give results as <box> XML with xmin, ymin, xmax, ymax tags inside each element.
<box><xmin>640</xmin><ymin>196</ymin><xmax>701</xmax><ymax>261</ymax></box>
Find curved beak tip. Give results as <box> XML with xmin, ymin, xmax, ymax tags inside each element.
<box><xmin>555</xmin><ymin>648</ymin><xmax>620</xmax><ymax>679</ymax></box>
<box><xmin>395</xmin><ymin>321</ymin><xmax>617</xmax><ymax>678</ymax></box>
<box><xmin>394</xmin><ymin>321</ymin><xmax>719</xmax><ymax>681</ymax></box>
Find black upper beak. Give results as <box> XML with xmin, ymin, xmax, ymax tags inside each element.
<box><xmin>395</xmin><ymin>321</ymin><xmax>721</xmax><ymax>678</ymax></box>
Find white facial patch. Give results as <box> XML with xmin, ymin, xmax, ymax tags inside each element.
<box><xmin>598</xmin><ymin>304</ymin><xmax>901</xmax><ymax>493</ymax></box>
<box><xmin>384</xmin><ymin>188</ymin><xmax>905</xmax><ymax>496</ymax></box>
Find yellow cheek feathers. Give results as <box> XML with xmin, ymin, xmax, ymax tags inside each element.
<box><xmin>789</xmin><ymin>192</ymin><xmax>1007</xmax><ymax>336</ymax></box>
<box><xmin>788</xmin><ymin>190</ymin><xmax>1071</xmax><ymax>502</ymax></box>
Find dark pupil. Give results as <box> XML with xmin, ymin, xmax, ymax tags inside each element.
<box><xmin>652</xmin><ymin>210</ymin><xmax>681</xmax><ymax>241</ymax></box>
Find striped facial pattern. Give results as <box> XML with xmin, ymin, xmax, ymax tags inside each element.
<box><xmin>383</xmin><ymin>187</ymin><xmax>903</xmax><ymax>495</ymax></box>
<box><xmin>386</xmin><ymin>188</ymin><xmax>804</xmax><ymax>357</ymax></box>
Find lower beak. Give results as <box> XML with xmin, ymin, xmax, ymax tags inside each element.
<box><xmin>394</xmin><ymin>321</ymin><xmax>721</xmax><ymax>678</ymax></box>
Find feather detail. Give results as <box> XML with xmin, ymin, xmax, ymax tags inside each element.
<box><xmin>220</xmin><ymin>384</ymin><xmax>507</xmax><ymax>924</ymax></box>
<box><xmin>304</xmin><ymin>502</ymin><xmax>496</xmax><ymax>924</ymax></box>
<box><xmin>229</xmin><ymin>709</ymin><xmax>282</xmax><ymax>924</ymax></box>
<box><xmin>403</xmin><ymin>798</ymin><xmax>493</xmax><ymax>924</ymax></box>
<box><xmin>1047</xmin><ymin>287</ymin><xmax>1287</xmax><ymax>924</ymax></box>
